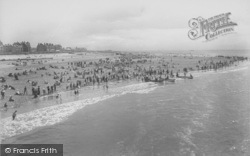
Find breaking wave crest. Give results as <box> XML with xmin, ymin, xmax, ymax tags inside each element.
<box><xmin>0</xmin><ymin>82</ymin><xmax>157</xmax><ymax>140</ymax></box>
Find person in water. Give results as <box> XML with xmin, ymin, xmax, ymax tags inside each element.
<box><xmin>56</xmin><ymin>93</ymin><xmax>60</xmax><ymax>98</ymax></box>
<box><xmin>190</xmin><ymin>74</ymin><xmax>193</xmax><ymax>79</ymax></box>
<box><xmin>12</xmin><ymin>110</ymin><xmax>17</xmax><ymax>120</ymax></box>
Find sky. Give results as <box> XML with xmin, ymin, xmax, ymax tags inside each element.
<box><xmin>0</xmin><ymin>0</ymin><xmax>250</xmax><ymax>51</ymax></box>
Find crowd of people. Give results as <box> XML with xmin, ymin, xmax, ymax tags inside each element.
<box><xmin>0</xmin><ymin>52</ymin><xmax>248</xmax><ymax>120</ymax></box>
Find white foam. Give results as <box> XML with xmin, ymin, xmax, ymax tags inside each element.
<box><xmin>218</xmin><ymin>66</ymin><xmax>248</xmax><ymax>73</ymax></box>
<box><xmin>0</xmin><ymin>82</ymin><xmax>158</xmax><ymax>140</ymax></box>
<box><xmin>189</xmin><ymin>62</ymin><xmax>249</xmax><ymax>78</ymax></box>
<box><xmin>113</xmin><ymin>82</ymin><xmax>156</xmax><ymax>93</ymax></box>
<box><xmin>0</xmin><ymin>95</ymin><xmax>116</xmax><ymax>140</ymax></box>
<box><xmin>131</xmin><ymin>87</ymin><xmax>157</xmax><ymax>94</ymax></box>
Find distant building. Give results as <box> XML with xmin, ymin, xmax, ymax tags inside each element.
<box><xmin>65</xmin><ymin>47</ymin><xmax>72</xmax><ymax>51</ymax></box>
<box><xmin>37</xmin><ymin>43</ymin><xmax>62</xmax><ymax>52</ymax></box>
<box><xmin>75</xmin><ymin>47</ymin><xmax>87</xmax><ymax>52</ymax></box>
<box><xmin>0</xmin><ymin>41</ymin><xmax>3</xmax><ymax>53</ymax></box>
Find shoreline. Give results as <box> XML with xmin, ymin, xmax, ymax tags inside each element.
<box><xmin>1</xmin><ymin>60</ymin><xmax>249</xmax><ymax>143</ymax></box>
<box><xmin>1</xmin><ymin>60</ymin><xmax>249</xmax><ymax>118</ymax></box>
<box><xmin>0</xmin><ymin>52</ymin><xmax>248</xmax><ymax>116</ymax></box>
<box><xmin>0</xmin><ymin>52</ymin><xmax>249</xmax><ymax>142</ymax></box>
<box><xmin>1</xmin><ymin>81</ymin><xmax>158</xmax><ymax>141</ymax></box>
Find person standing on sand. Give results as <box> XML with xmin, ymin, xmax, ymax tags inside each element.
<box><xmin>106</xmin><ymin>84</ymin><xmax>109</xmax><ymax>91</ymax></box>
<box><xmin>4</xmin><ymin>103</ymin><xmax>8</xmax><ymax>111</ymax></box>
<box><xmin>23</xmin><ymin>86</ymin><xmax>27</xmax><ymax>95</ymax></box>
<box><xmin>1</xmin><ymin>89</ymin><xmax>5</xmax><ymax>99</ymax></box>
<box><xmin>54</xmin><ymin>83</ymin><xmax>56</xmax><ymax>91</ymax></box>
<box><xmin>33</xmin><ymin>89</ymin><xmax>38</xmax><ymax>98</ymax></box>
<box><xmin>12</xmin><ymin>110</ymin><xmax>17</xmax><ymax>120</ymax></box>
<box><xmin>9</xmin><ymin>96</ymin><xmax>14</xmax><ymax>102</ymax></box>
<box><xmin>37</xmin><ymin>86</ymin><xmax>40</xmax><ymax>95</ymax></box>
<box><xmin>50</xmin><ymin>86</ymin><xmax>54</xmax><ymax>93</ymax></box>
<box><xmin>43</xmin><ymin>88</ymin><xmax>46</xmax><ymax>95</ymax></box>
<box><xmin>32</xmin><ymin>87</ymin><xmax>35</xmax><ymax>96</ymax></box>
<box><xmin>47</xmin><ymin>86</ymin><xmax>50</xmax><ymax>94</ymax></box>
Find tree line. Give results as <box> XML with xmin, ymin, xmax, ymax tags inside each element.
<box><xmin>0</xmin><ymin>41</ymin><xmax>31</xmax><ymax>52</ymax></box>
<box><xmin>36</xmin><ymin>43</ymin><xmax>62</xmax><ymax>52</ymax></box>
<box><xmin>13</xmin><ymin>41</ymin><xmax>31</xmax><ymax>52</ymax></box>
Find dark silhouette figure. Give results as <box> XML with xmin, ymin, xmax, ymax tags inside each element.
<box><xmin>12</xmin><ymin>110</ymin><xmax>17</xmax><ymax>120</ymax></box>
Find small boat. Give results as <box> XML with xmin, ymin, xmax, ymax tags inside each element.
<box><xmin>176</xmin><ymin>75</ymin><xmax>193</xmax><ymax>79</ymax></box>
<box><xmin>144</xmin><ymin>78</ymin><xmax>164</xmax><ymax>83</ymax></box>
<box><xmin>144</xmin><ymin>77</ymin><xmax>175</xmax><ymax>83</ymax></box>
<box><xmin>165</xmin><ymin>78</ymin><xmax>176</xmax><ymax>82</ymax></box>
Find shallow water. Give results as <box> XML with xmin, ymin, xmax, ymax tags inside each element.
<box><xmin>1</xmin><ymin>62</ymin><xmax>250</xmax><ymax>156</ymax></box>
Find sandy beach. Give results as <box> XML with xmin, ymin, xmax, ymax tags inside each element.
<box><xmin>0</xmin><ymin>51</ymin><xmax>248</xmax><ymax>119</ymax></box>
<box><xmin>1</xmin><ymin>0</ymin><xmax>250</xmax><ymax>155</ymax></box>
<box><xmin>0</xmin><ymin>51</ymin><xmax>249</xmax><ymax>156</ymax></box>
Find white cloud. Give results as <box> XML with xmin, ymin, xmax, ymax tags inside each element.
<box><xmin>0</xmin><ymin>0</ymin><xmax>249</xmax><ymax>50</ymax></box>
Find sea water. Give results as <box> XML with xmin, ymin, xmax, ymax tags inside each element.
<box><xmin>1</xmin><ymin>60</ymin><xmax>250</xmax><ymax>156</ymax></box>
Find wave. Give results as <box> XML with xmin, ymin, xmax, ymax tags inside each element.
<box><xmin>190</xmin><ymin>63</ymin><xmax>249</xmax><ymax>79</ymax></box>
<box><xmin>0</xmin><ymin>82</ymin><xmax>157</xmax><ymax>140</ymax></box>
<box><xmin>218</xmin><ymin>66</ymin><xmax>248</xmax><ymax>74</ymax></box>
<box><xmin>131</xmin><ymin>87</ymin><xmax>157</xmax><ymax>94</ymax></box>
